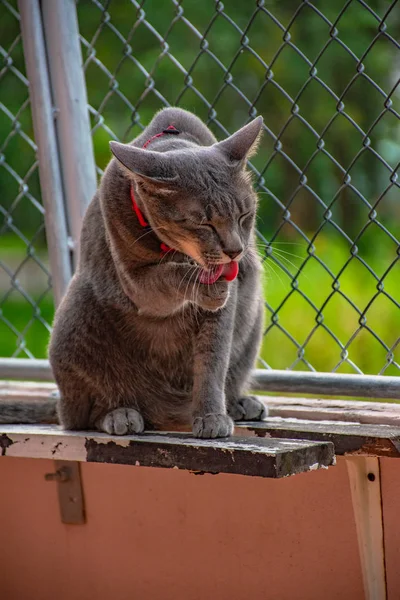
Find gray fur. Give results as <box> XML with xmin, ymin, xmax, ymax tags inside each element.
<box><xmin>5</xmin><ymin>108</ymin><xmax>267</xmax><ymax>438</ymax></box>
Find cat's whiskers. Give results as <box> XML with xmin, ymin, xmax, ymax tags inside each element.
<box><xmin>182</xmin><ymin>265</ymin><xmax>201</xmax><ymax>329</ymax></box>
<box><xmin>253</xmin><ymin>243</ymin><xmax>306</xmax><ymax>261</ymax></box>
<box><xmin>128</xmin><ymin>229</ymin><xmax>157</xmax><ymax>247</ymax></box>
<box><xmin>157</xmin><ymin>249</ymin><xmax>178</xmax><ymax>267</ymax></box>
<box><xmin>189</xmin><ymin>270</ymin><xmax>202</xmax><ymax>329</ymax></box>
<box><xmin>245</xmin><ymin>241</ymin><xmax>289</xmax><ymax>286</ymax></box>
<box><xmin>196</xmin><ymin>279</ymin><xmax>205</xmax><ymax>327</ymax></box>
<box><xmin>269</xmin><ymin>246</ymin><xmax>305</xmax><ymax>261</ymax></box>
<box><xmin>177</xmin><ymin>263</ymin><xmax>199</xmax><ymax>297</ymax></box>
<box><xmin>176</xmin><ymin>265</ymin><xmax>193</xmax><ymax>330</ymax></box>
<box><xmin>127</xmin><ymin>224</ymin><xmax>170</xmax><ymax>249</ymax></box>
<box><xmin>260</xmin><ymin>246</ymin><xmax>311</xmax><ymax>283</ymax></box>
<box><xmin>178</xmin><ymin>263</ymin><xmax>201</xmax><ymax>328</ymax></box>
<box><xmin>260</xmin><ymin>257</ymin><xmax>286</xmax><ymax>288</ymax></box>
<box><xmin>184</xmin><ymin>266</ymin><xmax>199</xmax><ymax>303</ymax></box>
<box><xmin>266</xmin><ymin>241</ymin><xmax>307</xmax><ymax>246</ymax></box>
<box><xmin>252</xmin><ymin>243</ymin><xmax>309</xmax><ymax>281</ymax></box>
<box><xmin>270</xmin><ymin>252</ymin><xmax>303</xmax><ymax>275</ymax></box>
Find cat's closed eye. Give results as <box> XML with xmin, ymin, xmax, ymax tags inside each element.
<box><xmin>198</xmin><ymin>222</ymin><xmax>217</xmax><ymax>232</ymax></box>
<box><xmin>174</xmin><ymin>217</ymin><xmax>204</xmax><ymax>228</ymax></box>
<box><xmin>239</xmin><ymin>211</ymin><xmax>253</xmax><ymax>226</ymax></box>
<box><xmin>175</xmin><ymin>217</ymin><xmax>214</xmax><ymax>231</ymax></box>
<box><xmin>176</xmin><ymin>214</ymin><xmax>252</xmax><ymax>231</ymax></box>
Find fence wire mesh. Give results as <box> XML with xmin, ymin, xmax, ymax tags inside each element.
<box><xmin>0</xmin><ymin>0</ymin><xmax>53</xmax><ymax>359</ymax></box>
<box><xmin>76</xmin><ymin>0</ymin><xmax>400</xmax><ymax>376</ymax></box>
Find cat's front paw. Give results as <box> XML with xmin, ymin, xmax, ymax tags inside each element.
<box><xmin>192</xmin><ymin>413</ymin><xmax>234</xmax><ymax>438</ymax></box>
<box><xmin>99</xmin><ymin>408</ymin><xmax>145</xmax><ymax>435</ymax></box>
<box><xmin>196</xmin><ymin>280</ymin><xmax>230</xmax><ymax>311</ymax></box>
<box><xmin>228</xmin><ymin>395</ymin><xmax>268</xmax><ymax>421</ymax></box>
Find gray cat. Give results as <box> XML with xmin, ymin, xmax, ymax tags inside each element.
<box><xmin>15</xmin><ymin>108</ymin><xmax>267</xmax><ymax>438</ymax></box>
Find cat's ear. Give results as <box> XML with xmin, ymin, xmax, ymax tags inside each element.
<box><xmin>213</xmin><ymin>116</ymin><xmax>263</xmax><ymax>164</ymax></box>
<box><xmin>109</xmin><ymin>142</ymin><xmax>178</xmax><ymax>185</ymax></box>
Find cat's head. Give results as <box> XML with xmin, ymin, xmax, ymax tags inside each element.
<box><xmin>110</xmin><ymin>117</ymin><xmax>263</xmax><ymax>268</ymax></box>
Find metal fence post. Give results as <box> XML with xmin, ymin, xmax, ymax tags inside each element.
<box><xmin>18</xmin><ymin>0</ymin><xmax>72</xmax><ymax>306</ymax></box>
<box><xmin>0</xmin><ymin>358</ymin><xmax>53</xmax><ymax>381</ymax></box>
<box><xmin>41</xmin><ymin>0</ymin><xmax>98</xmax><ymax>260</ymax></box>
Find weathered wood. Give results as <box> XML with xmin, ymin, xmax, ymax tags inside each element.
<box><xmin>0</xmin><ymin>381</ymin><xmax>57</xmax><ymax>400</ymax></box>
<box><xmin>2</xmin><ymin>382</ymin><xmax>400</xmax><ymax>426</ymax></box>
<box><xmin>0</xmin><ymin>425</ymin><xmax>335</xmax><ymax>478</ymax></box>
<box><xmin>0</xmin><ymin>381</ymin><xmax>58</xmax><ymax>424</ymax></box>
<box><xmin>265</xmin><ymin>396</ymin><xmax>400</xmax><ymax>426</ymax></box>
<box><xmin>241</xmin><ymin>419</ymin><xmax>400</xmax><ymax>457</ymax></box>
<box><xmin>2</xmin><ymin>381</ymin><xmax>400</xmax><ymax>459</ymax></box>
<box><xmin>346</xmin><ymin>457</ymin><xmax>386</xmax><ymax>600</ymax></box>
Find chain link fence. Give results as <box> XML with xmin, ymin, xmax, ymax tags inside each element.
<box><xmin>0</xmin><ymin>0</ymin><xmax>399</xmax><ymax>383</ymax></box>
<box><xmin>77</xmin><ymin>0</ymin><xmax>400</xmax><ymax>376</ymax></box>
<box><xmin>0</xmin><ymin>1</ymin><xmax>53</xmax><ymax>359</ymax></box>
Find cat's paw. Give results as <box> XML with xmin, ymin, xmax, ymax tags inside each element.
<box><xmin>99</xmin><ymin>408</ymin><xmax>144</xmax><ymax>435</ymax></box>
<box><xmin>228</xmin><ymin>396</ymin><xmax>268</xmax><ymax>421</ymax></box>
<box><xmin>192</xmin><ymin>413</ymin><xmax>234</xmax><ymax>438</ymax></box>
<box><xmin>196</xmin><ymin>280</ymin><xmax>230</xmax><ymax>311</ymax></box>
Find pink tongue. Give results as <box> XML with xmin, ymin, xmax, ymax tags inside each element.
<box><xmin>223</xmin><ymin>261</ymin><xmax>239</xmax><ymax>281</ymax></box>
<box><xmin>198</xmin><ymin>261</ymin><xmax>239</xmax><ymax>285</ymax></box>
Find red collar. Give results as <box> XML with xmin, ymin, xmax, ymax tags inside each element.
<box><xmin>130</xmin><ymin>125</ymin><xmax>179</xmax><ymax>256</ymax></box>
<box><xmin>130</xmin><ymin>187</ymin><xmax>171</xmax><ymax>254</ymax></box>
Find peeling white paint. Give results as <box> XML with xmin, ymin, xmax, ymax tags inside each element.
<box><xmin>309</xmin><ymin>463</ymin><xmax>320</xmax><ymax>471</ymax></box>
<box><xmin>93</xmin><ymin>436</ymin><xmax>131</xmax><ymax>448</ymax></box>
<box><xmin>4</xmin><ymin>432</ymin><xmax>87</xmax><ymax>462</ymax></box>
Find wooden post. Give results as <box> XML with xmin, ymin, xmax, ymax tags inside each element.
<box><xmin>346</xmin><ymin>457</ymin><xmax>386</xmax><ymax>600</ymax></box>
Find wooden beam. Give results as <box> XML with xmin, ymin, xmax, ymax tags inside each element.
<box><xmin>346</xmin><ymin>457</ymin><xmax>387</xmax><ymax>600</ymax></box>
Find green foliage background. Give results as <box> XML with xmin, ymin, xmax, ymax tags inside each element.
<box><xmin>0</xmin><ymin>0</ymin><xmax>399</xmax><ymax>375</ymax></box>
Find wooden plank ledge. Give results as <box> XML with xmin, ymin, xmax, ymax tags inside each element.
<box><xmin>3</xmin><ymin>381</ymin><xmax>400</xmax><ymax>459</ymax></box>
<box><xmin>0</xmin><ymin>424</ymin><xmax>335</xmax><ymax>478</ymax></box>
<box><xmin>241</xmin><ymin>418</ymin><xmax>400</xmax><ymax>457</ymax></box>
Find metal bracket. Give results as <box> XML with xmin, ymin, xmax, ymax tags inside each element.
<box><xmin>44</xmin><ymin>460</ymin><xmax>85</xmax><ymax>524</ymax></box>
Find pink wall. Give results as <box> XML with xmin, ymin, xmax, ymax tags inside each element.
<box><xmin>0</xmin><ymin>456</ymin><xmax>367</xmax><ymax>600</ymax></box>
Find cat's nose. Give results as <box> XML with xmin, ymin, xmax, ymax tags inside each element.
<box><xmin>224</xmin><ymin>248</ymin><xmax>243</xmax><ymax>260</ymax></box>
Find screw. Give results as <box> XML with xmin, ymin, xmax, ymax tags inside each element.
<box><xmin>44</xmin><ymin>467</ymin><xmax>70</xmax><ymax>482</ymax></box>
